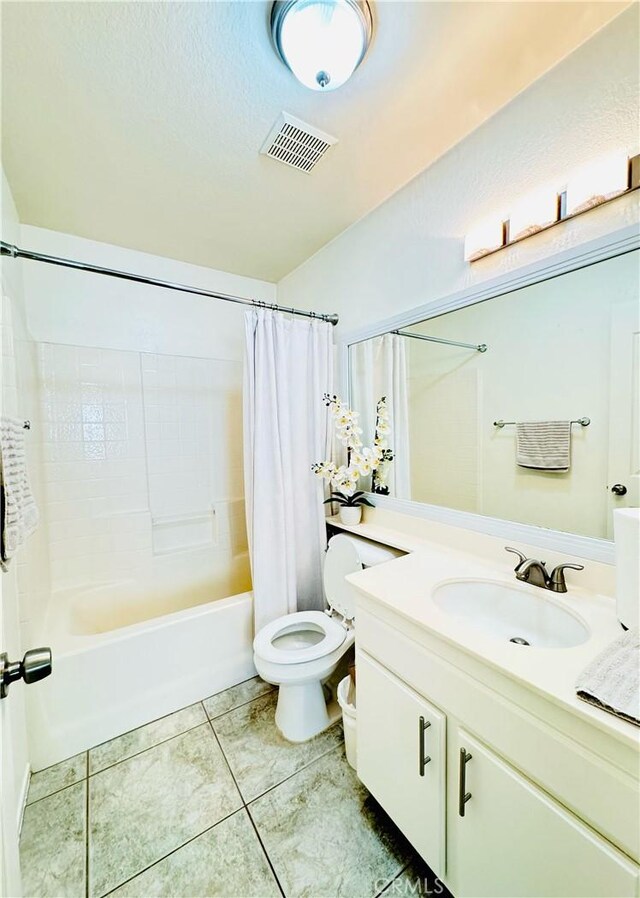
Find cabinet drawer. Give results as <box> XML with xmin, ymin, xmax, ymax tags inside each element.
<box><xmin>449</xmin><ymin>729</ymin><xmax>639</xmax><ymax>898</ymax></box>
<box><xmin>357</xmin><ymin>650</ymin><xmax>446</xmax><ymax>878</ymax></box>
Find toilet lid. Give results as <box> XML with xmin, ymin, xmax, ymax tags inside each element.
<box><xmin>253</xmin><ymin>610</ymin><xmax>347</xmax><ymax>665</ymax></box>
<box><xmin>323</xmin><ymin>535</ymin><xmax>363</xmax><ymax>621</ymax></box>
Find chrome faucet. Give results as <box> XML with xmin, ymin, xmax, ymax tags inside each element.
<box><xmin>505</xmin><ymin>547</ymin><xmax>584</xmax><ymax>593</ymax></box>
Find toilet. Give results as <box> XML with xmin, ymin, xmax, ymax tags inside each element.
<box><xmin>253</xmin><ymin>533</ymin><xmax>403</xmax><ymax>742</ymax></box>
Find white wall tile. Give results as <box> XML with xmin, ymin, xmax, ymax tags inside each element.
<box><xmin>33</xmin><ymin>343</ymin><xmax>248</xmax><ymax>592</ymax></box>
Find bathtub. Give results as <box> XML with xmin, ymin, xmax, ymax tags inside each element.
<box><xmin>26</xmin><ymin>553</ymin><xmax>255</xmax><ymax>770</ymax></box>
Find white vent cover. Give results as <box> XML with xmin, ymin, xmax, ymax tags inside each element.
<box><xmin>260</xmin><ymin>112</ymin><xmax>337</xmax><ymax>174</ymax></box>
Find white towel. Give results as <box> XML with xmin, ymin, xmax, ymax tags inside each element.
<box><xmin>516</xmin><ymin>421</ymin><xmax>571</xmax><ymax>472</ymax></box>
<box><xmin>0</xmin><ymin>416</ymin><xmax>39</xmax><ymax>570</ymax></box>
<box><xmin>575</xmin><ymin>628</ymin><xmax>640</xmax><ymax>727</ymax></box>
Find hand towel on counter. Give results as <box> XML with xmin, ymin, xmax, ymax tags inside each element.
<box><xmin>0</xmin><ymin>416</ymin><xmax>39</xmax><ymax>571</ymax></box>
<box><xmin>575</xmin><ymin>627</ymin><xmax>640</xmax><ymax>727</ymax></box>
<box><xmin>516</xmin><ymin>421</ymin><xmax>572</xmax><ymax>472</ymax></box>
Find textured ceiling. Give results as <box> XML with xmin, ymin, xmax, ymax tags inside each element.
<box><xmin>1</xmin><ymin>1</ymin><xmax>629</xmax><ymax>281</ymax></box>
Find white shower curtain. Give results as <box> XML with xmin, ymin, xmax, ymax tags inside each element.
<box><xmin>243</xmin><ymin>310</ymin><xmax>333</xmax><ymax>632</ymax></box>
<box><xmin>351</xmin><ymin>332</ymin><xmax>411</xmax><ymax>498</ymax></box>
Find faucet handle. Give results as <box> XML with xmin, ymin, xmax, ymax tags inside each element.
<box><xmin>505</xmin><ymin>546</ymin><xmax>527</xmax><ymax>567</ymax></box>
<box><xmin>549</xmin><ymin>562</ymin><xmax>584</xmax><ymax>593</ymax></box>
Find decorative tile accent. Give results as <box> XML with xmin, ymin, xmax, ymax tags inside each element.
<box><xmin>88</xmin><ymin>723</ymin><xmax>242</xmax><ymax>896</ymax></box>
<box><xmin>27</xmin><ymin>752</ymin><xmax>87</xmax><ymax>804</ymax></box>
<box><xmin>89</xmin><ymin>703</ymin><xmax>207</xmax><ymax>774</ymax></box>
<box><xmin>250</xmin><ymin>747</ymin><xmax>410</xmax><ymax>898</ymax></box>
<box><xmin>212</xmin><ymin>691</ymin><xmax>343</xmax><ymax>802</ymax></box>
<box><xmin>203</xmin><ymin>676</ymin><xmax>273</xmax><ymax>720</ymax></box>
<box><xmin>107</xmin><ymin>810</ymin><xmax>280</xmax><ymax>898</ymax></box>
<box><xmin>20</xmin><ymin>781</ymin><xmax>86</xmax><ymax>898</ymax></box>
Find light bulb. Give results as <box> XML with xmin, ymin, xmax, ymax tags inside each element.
<box><xmin>566</xmin><ymin>151</ymin><xmax>629</xmax><ymax>216</ymax></box>
<box><xmin>273</xmin><ymin>0</ymin><xmax>372</xmax><ymax>92</ymax></box>
<box><xmin>464</xmin><ymin>218</ymin><xmax>504</xmax><ymax>262</ymax></box>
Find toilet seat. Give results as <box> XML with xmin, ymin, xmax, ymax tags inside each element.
<box><xmin>253</xmin><ymin>610</ymin><xmax>348</xmax><ymax>665</ymax></box>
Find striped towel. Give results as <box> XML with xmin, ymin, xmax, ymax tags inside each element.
<box><xmin>515</xmin><ymin>421</ymin><xmax>571</xmax><ymax>472</ymax></box>
<box><xmin>0</xmin><ymin>416</ymin><xmax>39</xmax><ymax>570</ymax></box>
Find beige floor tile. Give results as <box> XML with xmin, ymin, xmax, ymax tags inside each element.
<box><xmin>27</xmin><ymin>752</ymin><xmax>87</xmax><ymax>804</ymax></box>
<box><xmin>213</xmin><ymin>690</ymin><xmax>343</xmax><ymax>802</ymax></box>
<box><xmin>203</xmin><ymin>676</ymin><xmax>273</xmax><ymax>719</ymax></box>
<box><xmin>250</xmin><ymin>746</ymin><xmax>409</xmax><ymax>898</ymax></box>
<box><xmin>89</xmin><ymin>703</ymin><xmax>207</xmax><ymax>774</ymax></box>
<box><xmin>89</xmin><ymin>723</ymin><xmax>242</xmax><ymax>896</ymax></box>
<box><xmin>107</xmin><ymin>809</ymin><xmax>280</xmax><ymax>897</ymax></box>
<box><xmin>20</xmin><ymin>781</ymin><xmax>86</xmax><ymax>898</ymax></box>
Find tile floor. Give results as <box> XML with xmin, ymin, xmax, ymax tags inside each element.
<box><xmin>20</xmin><ymin>677</ymin><xmax>449</xmax><ymax>898</ymax></box>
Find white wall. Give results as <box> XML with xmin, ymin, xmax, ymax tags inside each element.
<box><xmin>20</xmin><ymin>225</ymin><xmax>275</xmax><ymax>359</ymax></box>
<box><xmin>406</xmin><ymin>251</ymin><xmax>639</xmax><ymax>539</ymax></box>
<box><xmin>16</xmin><ymin>227</ymin><xmax>274</xmax><ymax>613</ymax></box>
<box><xmin>1</xmin><ymin>168</ymin><xmax>30</xmax><ymax>884</ymax></box>
<box><xmin>278</xmin><ymin>10</ymin><xmax>640</xmax><ymax>336</ymax></box>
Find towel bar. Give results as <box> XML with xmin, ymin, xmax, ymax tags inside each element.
<box><xmin>493</xmin><ymin>417</ymin><xmax>590</xmax><ymax>428</ymax></box>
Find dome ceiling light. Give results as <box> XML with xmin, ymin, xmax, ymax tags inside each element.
<box><xmin>270</xmin><ymin>0</ymin><xmax>374</xmax><ymax>92</ymax></box>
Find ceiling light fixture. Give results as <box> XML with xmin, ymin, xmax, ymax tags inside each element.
<box><xmin>271</xmin><ymin>0</ymin><xmax>373</xmax><ymax>92</ymax></box>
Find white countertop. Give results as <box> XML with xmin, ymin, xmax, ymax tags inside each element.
<box><xmin>328</xmin><ymin>515</ymin><xmax>640</xmax><ymax>751</ymax></box>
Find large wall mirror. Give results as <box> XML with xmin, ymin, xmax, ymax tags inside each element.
<box><xmin>348</xmin><ymin>248</ymin><xmax>639</xmax><ymax>540</ymax></box>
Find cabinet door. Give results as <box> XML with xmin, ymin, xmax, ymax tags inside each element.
<box><xmin>357</xmin><ymin>651</ymin><xmax>446</xmax><ymax>877</ymax></box>
<box><xmin>449</xmin><ymin>729</ymin><xmax>639</xmax><ymax>898</ymax></box>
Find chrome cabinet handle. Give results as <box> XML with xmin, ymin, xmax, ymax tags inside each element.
<box><xmin>458</xmin><ymin>747</ymin><xmax>472</xmax><ymax>816</ymax></box>
<box><xmin>611</xmin><ymin>483</ymin><xmax>628</xmax><ymax>496</ymax></box>
<box><xmin>419</xmin><ymin>716</ymin><xmax>431</xmax><ymax>776</ymax></box>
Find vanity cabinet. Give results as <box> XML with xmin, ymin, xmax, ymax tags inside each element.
<box><xmin>357</xmin><ymin>653</ymin><xmax>446</xmax><ymax>876</ymax></box>
<box><xmin>449</xmin><ymin>729</ymin><xmax>639</xmax><ymax>898</ymax></box>
<box><xmin>356</xmin><ymin>640</ymin><xmax>640</xmax><ymax>898</ymax></box>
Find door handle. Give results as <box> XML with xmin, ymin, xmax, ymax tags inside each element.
<box><xmin>0</xmin><ymin>647</ymin><xmax>52</xmax><ymax>699</ymax></box>
<box><xmin>419</xmin><ymin>716</ymin><xmax>431</xmax><ymax>775</ymax></box>
<box><xmin>458</xmin><ymin>747</ymin><xmax>472</xmax><ymax>816</ymax></box>
<box><xmin>611</xmin><ymin>484</ymin><xmax>628</xmax><ymax>496</ymax></box>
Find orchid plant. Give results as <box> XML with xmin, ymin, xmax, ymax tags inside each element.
<box><xmin>371</xmin><ymin>396</ymin><xmax>395</xmax><ymax>495</ymax></box>
<box><xmin>312</xmin><ymin>393</ymin><xmax>394</xmax><ymax>497</ymax></box>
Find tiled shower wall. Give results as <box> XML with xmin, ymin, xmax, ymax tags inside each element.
<box><xmin>35</xmin><ymin>342</ymin><xmax>246</xmax><ymax>593</ymax></box>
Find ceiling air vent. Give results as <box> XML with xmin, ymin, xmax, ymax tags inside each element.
<box><xmin>260</xmin><ymin>112</ymin><xmax>337</xmax><ymax>174</ymax></box>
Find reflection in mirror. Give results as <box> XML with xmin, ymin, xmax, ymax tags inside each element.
<box><xmin>349</xmin><ymin>250</ymin><xmax>639</xmax><ymax>539</ymax></box>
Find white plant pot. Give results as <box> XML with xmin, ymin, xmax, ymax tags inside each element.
<box><xmin>339</xmin><ymin>506</ymin><xmax>362</xmax><ymax>525</ymax></box>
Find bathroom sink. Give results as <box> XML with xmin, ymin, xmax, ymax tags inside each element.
<box><xmin>432</xmin><ymin>579</ymin><xmax>590</xmax><ymax>649</ymax></box>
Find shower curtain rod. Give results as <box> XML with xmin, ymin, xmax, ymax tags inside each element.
<box><xmin>393</xmin><ymin>329</ymin><xmax>487</xmax><ymax>352</ymax></box>
<box><xmin>0</xmin><ymin>241</ymin><xmax>339</xmax><ymax>326</ymax></box>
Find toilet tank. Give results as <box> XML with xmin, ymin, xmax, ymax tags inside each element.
<box><xmin>323</xmin><ymin>533</ymin><xmax>405</xmax><ymax>621</ymax></box>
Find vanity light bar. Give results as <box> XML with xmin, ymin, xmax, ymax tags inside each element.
<box><xmin>465</xmin><ymin>152</ymin><xmax>640</xmax><ymax>263</ymax></box>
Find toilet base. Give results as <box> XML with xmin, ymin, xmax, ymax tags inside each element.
<box><xmin>274</xmin><ymin>681</ymin><xmax>342</xmax><ymax>742</ymax></box>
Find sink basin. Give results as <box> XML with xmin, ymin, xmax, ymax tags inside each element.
<box><xmin>432</xmin><ymin>579</ymin><xmax>590</xmax><ymax>649</ymax></box>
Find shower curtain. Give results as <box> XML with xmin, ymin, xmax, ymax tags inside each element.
<box><xmin>350</xmin><ymin>332</ymin><xmax>411</xmax><ymax>498</ymax></box>
<box><xmin>243</xmin><ymin>310</ymin><xmax>333</xmax><ymax>632</ymax></box>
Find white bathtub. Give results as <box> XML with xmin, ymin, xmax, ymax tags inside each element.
<box><xmin>26</xmin><ymin>553</ymin><xmax>255</xmax><ymax>770</ymax></box>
